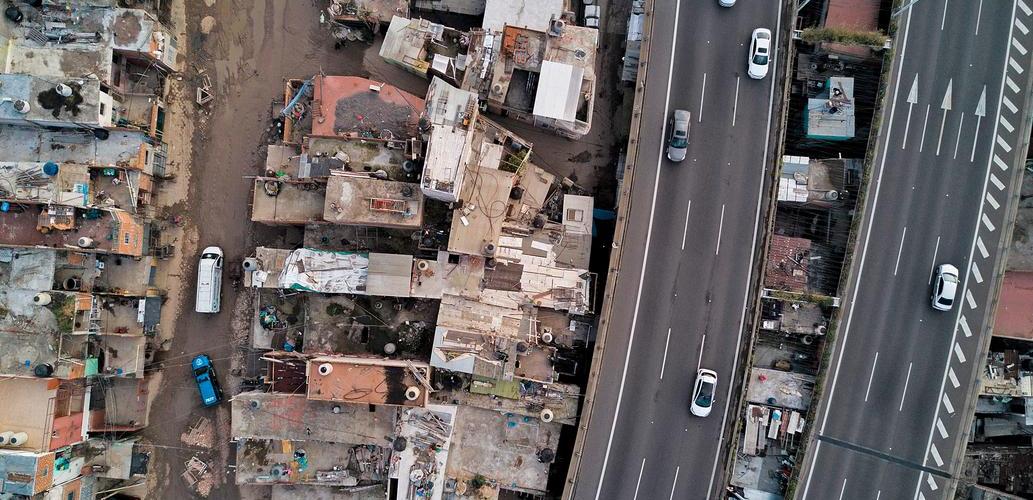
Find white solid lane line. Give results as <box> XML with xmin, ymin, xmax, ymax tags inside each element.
<box><xmin>899</xmin><ymin>362</ymin><xmax>913</xmax><ymax>411</ymax></box>
<box><xmin>928</xmin><ymin>236</ymin><xmax>941</xmax><ymax>285</ymax></box>
<box><xmin>659</xmin><ymin>327</ymin><xmax>672</xmax><ymax>380</ymax></box>
<box><xmin>838</xmin><ymin>478</ymin><xmax>848</xmax><ymax>500</ymax></box>
<box><xmin>976</xmin><ymin>0</ymin><xmax>984</xmax><ymax>35</ymax></box>
<box><xmin>864</xmin><ymin>352</ymin><xmax>879</xmax><ymax>402</ymax></box>
<box><xmin>592</xmin><ymin>0</ymin><xmax>682</xmax><ymax>494</ymax></box>
<box><xmin>681</xmin><ymin>200</ymin><xmax>692</xmax><ymax>250</ymax></box>
<box><xmin>715</xmin><ymin>204</ymin><xmax>726</xmax><ymax>255</ymax></box>
<box><xmin>941</xmin><ymin>0</ymin><xmax>949</xmax><ymax>30</ymax></box>
<box><xmin>668</xmin><ymin>466</ymin><xmax>681</xmax><ymax>500</ymax></box>
<box><xmin>632</xmin><ymin>458</ymin><xmax>646</xmax><ymax>500</ymax></box>
<box><xmin>919</xmin><ymin>104</ymin><xmax>931</xmax><ymax>152</ymax></box>
<box><xmin>699</xmin><ymin>73</ymin><xmax>707</xmax><ymax>123</ymax></box>
<box><xmin>698</xmin><ymin>334</ymin><xmax>706</xmax><ymax>373</ymax></box>
<box><xmin>894</xmin><ymin>226</ymin><xmax>907</xmax><ymax>276</ymax></box>
<box><xmin>953</xmin><ymin>112</ymin><xmax>965</xmax><ymax>159</ymax></box>
<box><xmin>732</xmin><ymin>76</ymin><xmax>741</xmax><ymax>127</ymax></box>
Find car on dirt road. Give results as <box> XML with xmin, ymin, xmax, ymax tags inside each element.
<box><xmin>191</xmin><ymin>354</ymin><xmax>223</xmax><ymax>407</ymax></box>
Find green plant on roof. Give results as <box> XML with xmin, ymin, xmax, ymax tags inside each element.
<box><xmin>800</xmin><ymin>27</ymin><xmax>889</xmax><ymax>48</ymax></box>
<box><xmin>45</xmin><ymin>293</ymin><xmax>76</xmax><ymax>333</ymax></box>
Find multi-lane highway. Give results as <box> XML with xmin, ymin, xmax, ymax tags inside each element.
<box><xmin>800</xmin><ymin>0</ymin><xmax>1033</xmax><ymax>498</ymax></box>
<box><xmin>570</xmin><ymin>1</ymin><xmax>782</xmax><ymax>498</ymax></box>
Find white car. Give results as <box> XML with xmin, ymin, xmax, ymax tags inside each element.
<box><xmin>719</xmin><ymin>0</ymin><xmax>736</xmax><ymax>6</ymax></box>
<box><xmin>690</xmin><ymin>368</ymin><xmax>718</xmax><ymax>417</ymax></box>
<box><xmin>931</xmin><ymin>263</ymin><xmax>959</xmax><ymax>311</ymax></box>
<box><xmin>748</xmin><ymin>28</ymin><xmax>772</xmax><ymax>79</ymax></box>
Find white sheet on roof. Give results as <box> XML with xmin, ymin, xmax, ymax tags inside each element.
<box><xmin>533</xmin><ymin>60</ymin><xmax>582</xmax><ymax>122</ymax></box>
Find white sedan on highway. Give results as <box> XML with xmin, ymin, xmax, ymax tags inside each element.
<box><xmin>690</xmin><ymin>369</ymin><xmax>718</xmax><ymax>417</ymax></box>
<box><xmin>748</xmin><ymin>28</ymin><xmax>772</xmax><ymax>79</ymax></box>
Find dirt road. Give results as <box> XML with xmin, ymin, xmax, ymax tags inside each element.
<box><xmin>143</xmin><ymin>1</ymin><xmax>368</xmax><ymax>498</ymax></box>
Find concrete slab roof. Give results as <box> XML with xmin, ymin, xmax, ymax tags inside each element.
<box><xmin>447</xmin><ymin>165</ymin><xmax>515</xmax><ymax>256</ymax></box>
<box><xmin>306</xmin><ymin>356</ymin><xmax>429</xmax><ymax>407</ymax></box>
<box><xmin>311</xmin><ymin>75</ymin><xmax>423</xmax><ymax>138</ymax></box>
<box><xmin>482</xmin><ymin>0</ymin><xmax>564</xmax><ymax>33</ymax></box>
<box><xmin>323</xmin><ymin>175</ymin><xmax>423</xmax><ymax>229</ymax></box>
<box><xmin>994</xmin><ymin>271</ymin><xmax>1033</xmax><ymax>340</ymax></box>
<box><xmin>231</xmin><ymin>391</ymin><xmax>394</xmax><ymax>445</ymax></box>
<box><xmin>250</xmin><ymin>179</ymin><xmax>327</xmax><ymax>225</ymax></box>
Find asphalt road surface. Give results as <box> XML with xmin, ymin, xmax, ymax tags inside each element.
<box><xmin>571</xmin><ymin>1</ymin><xmax>782</xmax><ymax>498</ymax></box>
<box><xmin>800</xmin><ymin>0</ymin><xmax>1033</xmax><ymax>498</ymax></box>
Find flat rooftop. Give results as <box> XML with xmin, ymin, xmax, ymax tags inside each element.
<box><xmin>994</xmin><ymin>271</ymin><xmax>1033</xmax><ymax>340</ymax></box>
<box><xmin>745</xmin><ymin>368</ymin><xmax>816</xmax><ymax>412</ymax></box>
<box><xmin>445</xmin><ymin>405</ymin><xmax>560</xmax><ymax>496</ymax></box>
<box><xmin>323</xmin><ymin>175</ymin><xmax>423</xmax><ymax>229</ymax></box>
<box><xmin>231</xmin><ymin>392</ymin><xmax>394</xmax><ymax>444</ymax></box>
<box><xmin>482</xmin><ymin>0</ymin><xmax>564</xmax><ymax>32</ymax></box>
<box><xmin>448</xmin><ymin>165</ymin><xmax>516</xmax><ymax>255</ymax></box>
<box><xmin>235</xmin><ymin>438</ymin><xmax>390</xmax><ymax>486</ymax></box>
<box><xmin>410</xmin><ymin>251</ymin><xmax>486</xmax><ymax>300</ymax></box>
<box><xmin>306</xmin><ymin>356</ymin><xmax>429</xmax><ymax>407</ymax></box>
<box><xmin>251</xmin><ymin>179</ymin><xmax>327</xmax><ymax>224</ymax></box>
<box><xmin>806</xmin><ymin>77</ymin><xmax>856</xmax><ymax>140</ymax></box>
<box><xmin>0</xmin><ymin>125</ymin><xmax>153</xmax><ymax>169</ymax></box>
<box><xmin>0</xmin><ymin>161</ymin><xmax>90</xmax><ymax>206</ymax></box>
<box><xmin>0</xmin><ymin>204</ymin><xmax>144</xmax><ymax>256</ymax></box>
<box><xmin>0</xmin><ymin>74</ymin><xmax>108</xmax><ymax>127</ymax></box>
<box><xmin>312</xmin><ymin>75</ymin><xmax>424</xmax><ymax>138</ymax></box>
<box><xmin>765</xmin><ymin>235</ymin><xmax>813</xmax><ymax>293</ymax></box>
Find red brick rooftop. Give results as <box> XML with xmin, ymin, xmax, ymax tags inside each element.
<box><xmin>825</xmin><ymin>0</ymin><xmax>880</xmax><ymax>31</ymax></box>
<box><xmin>311</xmin><ymin>75</ymin><xmax>424</xmax><ymax>138</ymax></box>
<box><xmin>994</xmin><ymin>271</ymin><xmax>1033</xmax><ymax>340</ymax></box>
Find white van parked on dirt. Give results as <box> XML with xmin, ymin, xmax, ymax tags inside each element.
<box><xmin>195</xmin><ymin>246</ymin><xmax>224</xmax><ymax>314</ymax></box>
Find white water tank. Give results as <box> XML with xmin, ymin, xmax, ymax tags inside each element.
<box><xmin>13</xmin><ymin>100</ymin><xmax>30</xmax><ymax>114</ymax></box>
<box><xmin>33</xmin><ymin>293</ymin><xmax>52</xmax><ymax>306</ymax></box>
<box><xmin>405</xmin><ymin>386</ymin><xmax>421</xmax><ymax>401</ymax></box>
<box><xmin>540</xmin><ymin>409</ymin><xmax>555</xmax><ymax>423</ymax></box>
<box><xmin>7</xmin><ymin>432</ymin><xmax>27</xmax><ymax>447</ymax></box>
<box><xmin>317</xmin><ymin>363</ymin><xmax>333</xmax><ymax>376</ymax></box>
<box><xmin>77</xmin><ymin>236</ymin><xmax>95</xmax><ymax>248</ymax></box>
<box><xmin>0</xmin><ymin>432</ymin><xmax>12</xmax><ymax>446</ymax></box>
<box><xmin>55</xmin><ymin>84</ymin><xmax>73</xmax><ymax>97</ymax></box>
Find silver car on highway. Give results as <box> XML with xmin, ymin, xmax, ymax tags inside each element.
<box><xmin>666</xmin><ymin>109</ymin><xmax>691</xmax><ymax>162</ymax></box>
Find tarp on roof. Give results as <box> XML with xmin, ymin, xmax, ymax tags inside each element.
<box><xmin>533</xmin><ymin>60</ymin><xmax>582</xmax><ymax>122</ymax></box>
<box><xmin>278</xmin><ymin>248</ymin><xmax>368</xmax><ymax>294</ymax></box>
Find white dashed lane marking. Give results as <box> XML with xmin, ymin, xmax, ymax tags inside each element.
<box><xmin>994</xmin><ymin>155</ymin><xmax>1009</xmax><ymax>170</ymax></box>
<box><xmin>1020</xmin><ymin>0</ymin><xmax>1032</xmax><ymax>16</ymax></box>
<box><xmin>1010</xmin><ymin>57</ymin><xmax>1025</xmax><ymax>74</ymax></box>
<box><xmin>977</xmin><ymin>237</ymin><xmax>990</xmax><ymax>258</ymax></box>
<box><xmin>966</xmin><ymin>288</ymin><xmax>978</xmax><ymax>309</ymax></box>
<box><xmin>927</xmin><ymin>474</ymin><xmax>939</xmax><ymax>491</ymax></box>
<box><xmin>937</xmin><ymin>418</ymin><xmax>950</xmax><ymax>438</ymax></box>
<box><xmin>943</xmin><ymin>394</ymin><xmax>955</xmax><ymax>414</ymax></box>
<box><xmin>991</xmin><ymin>173</ymin><xmax>1006</xmax><ymax>190</ymax></box>
<box><xmin>930</xmin><ymin>444</ymin><xmax>944</xmax><ymax>467</ymax></box>
<box><xmin>996</xmin><ymin>136</ymin><xmax>1013</xmax><ymax>153</ymax></box>
<box><xmin>949</xmin><ymin>368</ymin><xmax>961</xmax><ymax>388</ymax></box>
<box><xmin>986</xmin><ymin>192</ymin><xmax>1000</xmax><ymax>210</ymax></box>
<box><xmin>960</xmin><ymin>315</ymin><xmax>972</xmax><ymax>337</ymax></box>
<box><xmin>1017</xmin><ymin>17</ymin><xmax>1030</xmax><ymax>36</ymax></box>
<box><xmin>982</xmin><ymin>213</ymin><xmax>996</xmax><ymax>232</ymax></box>
<box><xmin>972</xmin><ymin>261</ymin><xmax>984</xmax><ymax>283</ymax></box>
<box><xmin>954</xmin><ymin>342</ymin><xmax>968</xmax><ymax>363</ymax></box>
<box><xmin>1001</xmin><ymin>115</ymin><xmax>1015</xmax><ymax>132</ymax></box>
<box><xmin>1015</xmin><ymin>38</ymin><xmax>1029</xmax><ymax>55</ymax></box>
<box><xmin>1003</xmin><ymin>96</ymin><xmax>1019</xmax><ymax>113</ymax></box>
<box><xmin>1006</xmin><ymin>76</ymin><xmax>1021</xmax><ymax>93</ymax></box>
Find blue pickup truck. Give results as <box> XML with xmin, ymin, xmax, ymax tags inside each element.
<box><xmin>191</xmin><ymin>354</ymin><xmax>223</xmax><ymax>407</ymax></box>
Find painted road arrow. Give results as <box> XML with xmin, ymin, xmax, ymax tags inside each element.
<box><xmin>902</xmin><ymin>74</ymin><xmax>919</xmax><ymax>149</ymax></box>
<box><xmin>937</xmin><ymin>79</ymin><xmax>953</xmax><ymax>156</ymax></box>
<box><xmin>971</xmin><ymin>85</ymin><xmax>987</xmax><ymax>162</ymax></box>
